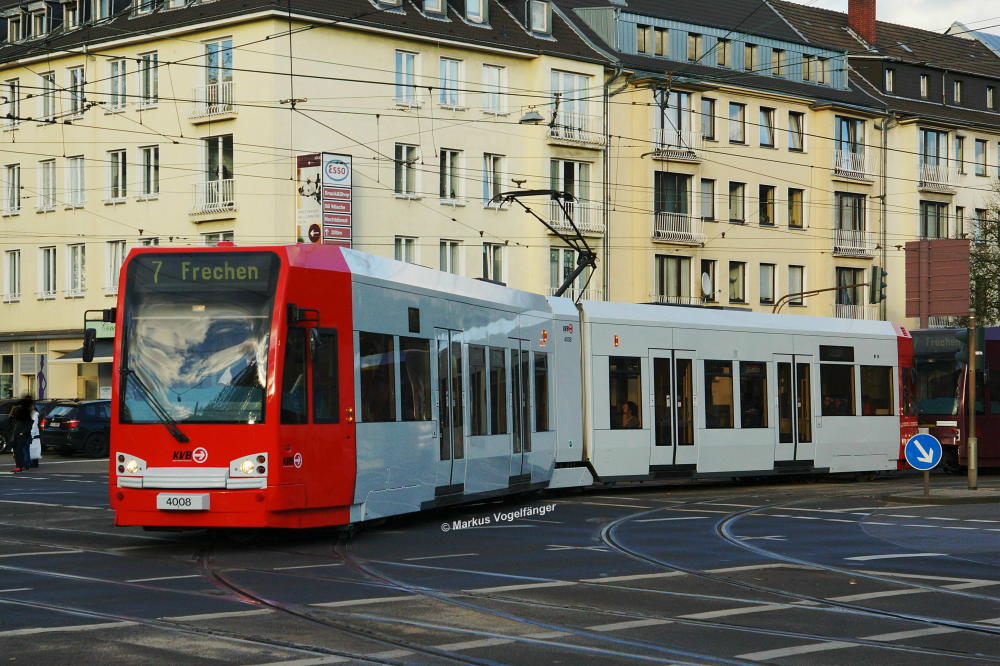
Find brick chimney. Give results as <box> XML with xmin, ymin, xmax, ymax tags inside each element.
<box><xmin>848</xmin><ymin>0</ymin><xmax>877</xmax><ymax>45</ymax></box>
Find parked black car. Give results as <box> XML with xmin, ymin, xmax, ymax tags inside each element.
<box><xmin>39</xmin><ymin>400</ymin><xmax>111</xmax><ymax>457</ymax></box>
<box><xmin>0</xmin><ymin>397</ymin><xmax>20</xmax><ymax>454</ymax></box>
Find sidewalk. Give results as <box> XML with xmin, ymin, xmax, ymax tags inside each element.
<box><xmin>883</xmin><ymin>486</ymin><xmax>1000</xmax><ymax>505</ymax></box>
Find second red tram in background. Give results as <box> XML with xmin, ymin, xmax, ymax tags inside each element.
<box><xmin>106</xmin><ymin>245</ymin><xmax>917</xmax><ymax>529</ymax></box>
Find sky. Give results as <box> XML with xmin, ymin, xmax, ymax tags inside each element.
<box><xmin>787</xmin><ymin>0</ymin><xmax>1000</xmax><ymax>35</ymax></box>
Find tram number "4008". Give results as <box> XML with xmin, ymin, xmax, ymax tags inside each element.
<box><xmin>156</xmin><ymin>493</ymin><xmax>210</xmax><ymax>511</ymax></box>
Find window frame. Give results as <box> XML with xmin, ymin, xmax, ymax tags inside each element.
<box><xmin>728</xmin><ymin>261</ymin><xmax>746</xmax><ymax>303</ymax></box>
<box><xmin>728</xmin><ymin>102</ymin><xmax>746</xmax><ymax>143</ymax></box>
<box><xmin>704</xmin><ymin>360</ymin><xmax>734</xmax><ymax>429</ymax></box>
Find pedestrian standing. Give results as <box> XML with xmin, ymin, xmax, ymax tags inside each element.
<box><xmin>28</xmin><ymin>405</ymin><xmax>41</xmax><ymax>469</ymax></box>
<box><xmin>8</xmin><ymin>395</ymin><xmax>33</xmax><ymax>473</ymax></box>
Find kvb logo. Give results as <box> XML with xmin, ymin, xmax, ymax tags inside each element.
<box><xmin>172</xmin><ymin>447</ymin><xmax>209</xmax><ymax>463</ymax></box>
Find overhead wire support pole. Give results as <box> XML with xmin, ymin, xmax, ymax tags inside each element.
<box><xmin>492</xmin><ymin>189</ymin><xmax>598</xmax><ymax>300</ymax></box>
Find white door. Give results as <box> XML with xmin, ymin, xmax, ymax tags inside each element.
<box><xmin>774</xmin><ymin>354</ymin><xmax>815</xmax><ymax>464</ymax></box>
<box><xmin>434</xmin><ymin>329</ymin><xmax>466</xmax><ymax>489</ymax></box>
<box><xmin>649</xmin><ymin>349</ymin><xmax>697</xmax><ymax>468</ymax></box>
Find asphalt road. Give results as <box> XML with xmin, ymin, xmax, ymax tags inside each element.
<box><xmin>1</xmin><ymin>456</ymin><xmax>998</xmax><ymax>664</ymax></box>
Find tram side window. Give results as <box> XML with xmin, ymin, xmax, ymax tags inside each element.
<box><xmin>704</xmin><ymin>360</ymin><xmax>734</xmax><ymax>429</ymax></box>
<box><xmin>860</xmin><ymin>366</ymin><xmax>893</xmax><ymax>416</ymax></box>
<box><xmin>469</xmin><ymin>345</ymin><xmax>488</xmax><ymax>435</ymax></box>
<box><xmin>820</xmin><ymin>364</ymin><xmax>855</xmax><ymax>416</ymax></box>
<box><xmin>489</xmin><ymin>347</ymin><xmax>508</xmax><ymax>435</ymax></box>
<box><xmin>281</xmin><ymin>328</ymin><xmax>309</xmax><ymax>424</ymax></box>
<box><xmin>312</xmin><ymin>329</ymin><xmax>339</xmax><ymax>423</ymax></box>
<box><xmin>740</xmin><ymin>361</ymin><xmax>768</xmax><ymax>428</ymax></box>
<box><xmin>535</xmin><ymin>352</ymin><xmax>549</xmax><ymax>432</ymax></box>
<box><xmin>399</xmin><ymin>336</ymin><xmax>431</xmax><ymax>421</ymax></box>
<box><xmin>359</xmin><ymin>332</ymin><xmax>396</xmax><ymax>422</ymax></box>
<box><xmin>901</xmin><ymin>367</ymin><xmax>916</xmax><ymax>417</ymax></box>
<box><xmin>610</xmin><ymin>356</ymin><xmax>642</xmax><ymax>429</ymax></box>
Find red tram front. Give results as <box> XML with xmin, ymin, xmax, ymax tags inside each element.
<box><xmin>110</xmin><ymin>245</ymin><xmax>357</xmax><ymax>528</ymax></box>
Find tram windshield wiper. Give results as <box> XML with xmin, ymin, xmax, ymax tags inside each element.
<box><xmin>121</xmin><ymin>368</ymin><xmax>190</xmax><ymax>443</ymax></box>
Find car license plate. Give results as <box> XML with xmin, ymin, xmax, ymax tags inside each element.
<box><xmin>156</xmin><ymin>493</ymin><xmax>209</xmax><ymax>511</ymax></box>
<box><xmin>49</xmin><ymin>423</ymin><xmax>60</xmax><ymax>428</ymax></box>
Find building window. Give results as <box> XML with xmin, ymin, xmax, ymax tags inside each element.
<box><xmin>955</xmin><ymin>206</ymin><xmax>965</xmax><ymax>238</ymax></box>
<box><xmin>394</xmin><ymin>50</ymin><xmax>418</xmax><ymax>106</ymax></box>
<box><xmin>975</xmin><ymin>139</ymin><xmax>987</xmax><ymax>176</ymax></box>
<box><xmin>68</xmin><ymin>67</ymin><xmax>85</xmax><ymax>116</ymax></box>
<box><xmin>109</xmin><ymin>60</ymin><xmax>126</xmax><ymax>111</ymax></box>
<box><xmin>106</xmin><ymin>240</ymin><xmax>126</xmax><ymax>293</ymax></box>
<box><xmin>4</xmin><ymin>79</ymin><xmax>19</xmax><ymax>129</ymax></box>
<box><xmin>654</xmin><ymin>27</ymin><xmax>667</xmax><ymax>56</ymax></box>
<box><xmin>654</xmin><ymin>255</ymin><xmax>690</xmax><ymax>303</ymax></box>
<box><xmin>140</xmin><ymin>146</ymin><xmax>159</xmax><ymax>197</ymax></box>
<box><xmin>527</xmin><ymin>1</ymin><xmax>550</xmax><ymax>34</ymax></box>
<box><xmin>654</xmin><ymin>172</ymin><xmax>690</xmax><ymax>219</ymax></box>
<box><xmin>202</xmin><ymin>231</ymin><xmax>233</xmax><ymax>245</ymax></box>
<box><xmin>482</xmin><ymin>153</ymin><xmax>504</xmax><ymax>206</ymax></box>
<box><xmin>989</xmin><ymin>86</ymin><xmax>996</xmax><ymax>109</ymax></box>
<box><xmin>759</xmin><ymin>264</ymin><xmax>775</xmax><ymax>304</ymax></box>
<box><xmin>550</xmin><ymin>70</ymin><xmax>593</xmax><ymax>138</ymax></box>
<box><xmin>482</xmin><ymin>243</ymin><xmax>503</xmax><ymax>282</ymax></box>
<box><xmin>31</xmin><ymin>11</ymin><xmax>46</xmax><ymax>38</ymax></box>
<box><xmin>7</xmin><ymin>16</ymin><xmax>22</xmax><ymax>42</ymax></box>
<box><xmin>482</xmin><ymin>64</ymin><xmax>505</xmax><ymax>114</ymax></box>
<box><xmin>835</xmin><ymin>192</ymin><xmax>866</xmax><ymax>231</ymax></box>
<box><xmin>974</xmin><ymin>209</ymin><xmax>987</xmax><ymax>242</ymax></box>
<box><xmin>817</xmin><ymin>58</ymin><xmax>829</xmax><ymax>84</ymax></box>
<box><xmin>920</xmin><ymin>74</ymin><xmax>929</xmax><ymax>98</ymax></box>
<box><xmin>37</xmin><ymin>160</ymin><xmax>55</xmax><ymax>211</ymax></box>
<box><xmin>743</xmin><ymin>43</ymin><xmax>755</xmax><ymax>71</ymax></box>
<box><xmin>439</xmin><ymin>57</ymin><xmax>460</xmax><ymax>107</ymax></box>
<box><xmin>788</xmin><ymin>111</ymin><xmax>804</xmax><ymax>151</ymax></box>
<box><xmin>551</xmin><ymin>246</ymin><xmax>593</xmax><ymax>298</ymax></box>
<box><xmin>771</xmin><ymin>49</ymin><xmax>784</xmax><ymax>76</ymax></box>
<box><xmin>139</xmin><ymin>237</ymin><xmax>159</xmax><ymax>246</ymax></box>
<box><xmin>38</xmin><ymin>246</ymin><xmax>57</xmax><ymax>299</ymax></box>
<box><xmin>955</xmin><ymin>136</ymin><xmax>965</xmax><ymax>173</ymax></box>
<box><xmin>3</xmin><ymin>249</ymin><xmax>20</xmax><ymax>302</ymax></box>
<box><xmin>466</xmin><ymin>0</ymin><xmax>487</xmax><ymax>23</ymax></box>
<box><xmin>728</xmin><ymin>261</ymin><xmax>745</xmax><ymax>303</ymax></box>
<box><xmin>884</xmin><ymin>68</ymin><xmax>894</xmax><ymax>92</ymax></box>
<box><xmin>835</xmin><ymin>266</ymin><xmax>865</xmax><ymax>306</ymax></box>
<box><xmin>700</xmin><ymin>178</ymin><xmax>715</xmax><ymax>221</ymax></box>
<box><xmin>394</xmin><ymin>143</ymin><xmax>418</xmax><ymax>196</ymax></box>
<box><xmin>39</xmin><ymin>71</ymin><xmax>55</xmax><ymax>120</ymax></box>
<box><xmin>700</xmin><ymin>259</ymin><xmax>717</xmax><ymax>302</ymax></box>
<box><xmin>788</xmin><ymin>188</ymin><xmax>804</xmax><ymax>228</ymax></box>
<box><xmin>701</xmin><ymin>97</ymin><xmax>715</xmax><ymax>140</ymax></box>
<box><xmin>759</xmin><ymin>107</ymin><xmax>775</xmax><ymax>147</ymax></box>
<box><xmin>3</xmin><ymin>164</ymin><xmax>19</xmax><ymax>214</ymax></box>
<box><xmin>728</xmin><ymin>182</ymin><xmax>744</xmax><ymax>223</ymax></box>
<box><xmin>953</xmin><ymin>80</ymin><xmax>963</xmax><ymax>104</ymax></box>
<box><xmin>687</xmin><ymin>33</ymin><xmax>701</xmax><ymax>61</ymax></box>
<box><xmin>107</xmin><ymin>150</ymin><xmax>127</xmax><ymax>201</ymax></box>
<box><xmin>728</xmin><ymin>102</ymin><xmax>745</xmax><ymax>143</ymax></box>
<box><xmin>64</xmin><ymin>2</ymin><xmax>79</xmax><ymax>28</ymax></box>
<box><xmin>394</xmin><ymin>236</ymin><xmax>416</xmax><ymax>263</ymax></box>
<box><xmin>439</xmin><ymin>149</ymin><xmax>461</xmax><ymax>201</ymax></box>
<box><xmin>758</xmin><ymin>185</ymin><xmax>775</xmax><ymax>225</ymax></box>
<box><xmin>66</xmin><ymin>156</ymin><xmax>84</xmax><ymax>207</ymax></box>
<box><xmin>717</xmin><ymin>39</ymin><xmax>730</xmax><ymax>67</ymax></box>
<box><xmin>636</xmin><ymin>25</ymin><xmax>650</xmax><ymax>54</ymax></box>
<box><xmin>66</xmin><ymin>243</ymin><xmax>86</xmax><ymax>297</ymax></box>
<box><xmin>704</xmin><ymin>360</ymin><xmax>734</xmax><ymax>429</ymax></box>
<box><xmin>803</xmin><ymin>54</ymin><xmax>815</xmax><ymax>81</ymax></box>
<box><xmin>139</xmin><ymin>52</ymin><xmax>158</xmax><ymax>107</ymax></box>
<box><xmin>550</xmin><ymin>158</ymin><xmax>591</xmax><ymax>219</ymax></box>
<box><xmin>440</xmin><ymin>240</ymin><xmax>460</xmax><ymax>273</ymax></box>
<box><xmin>789</xmin><ymin>265</ymin><xmax>805</xmax><ymax>305</ymax></box>
<box><xmin>920</xmin><ymin>201</ymin><xmax>948</xmax><ymax>239</ymax></box>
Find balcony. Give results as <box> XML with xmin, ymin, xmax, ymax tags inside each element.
<box><xmin>918</xmin><ymin>162</ymin><xmax>957</xmax><ymax>193</ymax></box>
<box><xmin>192</xmin><ymin>179</ymin><xmax>236</xmax><ymax>216</ymax></box>
<box><xmin>832</xmin><ymin>229</ymin><xmax>876</xmax><ymax>257</ymax></box>
<box><xmin>833</xmin><ymin>150</ymin><xmax>874</xmax><ymax>181</ymax></box>
<box><xmin>191</xmin><ymin>81</ymin><xmax>236</xmax><ymax>120</ymax></box>
<box><xmin>548</xmin><ymin>286</ymin><xmax>604</xmax><ymax>301</ymax></box>
<box><xmin>651</xmin><ymin>129</ymin><xmax>701</xmax><ymax>161</ymax></box>
<box><xmin>548</xmin><ymin>111</ymin><xmax>605</xmax><ymax>147</ymax></box>
<box><xmin>648</xmin><ymin>294</ymin><xmax>702</xmax><ymax>305</ymax></box>
<box><xmin>548</xmin><ymin>200</ymin><xmax>604</xmax><ymax>234</ymax></box>
<box><xmin>834</xmin><ymin>303</ymin><xmax>880</xmax><ymax>320</ymax></box>
<box><xmin>652</xmin><ymin>212</ymin><xmax>705</xmax><ymax>245</ymax></box>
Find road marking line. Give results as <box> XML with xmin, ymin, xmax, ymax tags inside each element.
<box><xmin>706</xmin><ymin>564</ymin><xmax>808</xmax><ymax>573</ymax></box>
<box><xmin>524</xmin><ymin>630</ymin><xmax>572</xmax><ymax>639</ymax></box>
<box><xmin>944</xmin><ymin>581</ymin><xmax>1000</xmax><ymax>590</ymax></box>
<box><xmin>367</xmin><ymin>649</ymin><xmax>412</xmax><ymax>660</ymax></box>
<box><xmin>680</xmin><ymin>604</ymin><xmax>788</xmax><ymax>620</ymax></box>
<box><xmin>580</xmin><ymin>571</ymin><xmax>685</xmax><ymax>583</ymax></box>
<box><xmin>311</xmin><ymin>595</ymin><xmax>414</xmax><ymax>608</ymax></box>
<box><xmin>127</xmin><ymin>574</ymin><xmax>201</xmax><ymax>582</ymax></box>
<box><xmin>0</xmin><ymin>587</ymin><xmax>32</xmax><ymax>592</ymax></box>
<box><xmin>635</xmin><ymin>516</ymin><xmax>709</xmax><ymax>522</ymax></box>
<box><xmin>941</xmin><ymin>526</ymin><xmax>977</xmax><ymax>530</ymax></box>
<box><xmin>0</xmin><ymin>621</ymin><xmax>138</xmax><ymax>637</ymax></box>
<box><xmin>857</xmin><ymin>570</ymin><xmax>998</xmax><ymax>585</ymax></box>
<box><xmin>667</xmin><ymin>508</ymin><xmax>733</xmax><ymax>513</ymax></box>
<box><xmin>844</xmin><ymin>553</ymin><xmax>945</xmax><ymax>561</ymax></box>
<box><xmin>273</xmin><ymin>563</ymin><xmax>343</xmax><ymax>571</ymax></box>
<box><xmin>863</xmin><ymin>521</ymin><xmax>897</xmax><ymax>525</ymax></box>
<box><xmin>434</xmin><ymin>638</ymin><xmax>513</xmax><ymax>651</ymax></box>
<box><xmin>707</xmin><ymin>503</ymin><xmax>759</xmax><ymax>508</ymax></box>
<box><xmin>925</xmin><ymin>517</ymin><xmax>959</xmax><ymax>521</ymax></box>
<box><xmin>828</xmin><ymin>589</ymin><xmax>923</xmax><ymax>602</ymax></box>
<box><xmin>574</xmin><ymin>501</ymin><xmax>653</xmax><ymax>509</ymax></box>
<box><xmin>404</xmin><ymin>553</ymin><xmax>478</xmax><ymax>561</ymax></box>
<box><xmin>588</xmin><ymin>618</ymin><xmax>671</xmax><ymax>631</ymax></box>
<box><xmin>866</xmin><ymin>627</ymin><xmax>957</xmax><ymax>641</ymax></box>
<box><xmin>824</xmin><ymin>519</ymin><xmax>855</xmax><ymax>523</ymax></box>
<box><xmin>162</xmin><ymin>609</ymin><xmax>273</xmax><ymax>621</ymax></box>
<box><xmin>967</xmin><ymin>519</ymin><xmax>1000</xmax><ymax>523</ymax></box>
<box><xmin>738</xmin><ymin>641</ymin><xmax>854</xmax><ymax>660</ymax></box>
<box><xmin>64</xmin><ymin>505</ymin><xmax>107</xmax><ymax>511</ymax></box>
<box><xmin>0</xmin><ymin>549</ymin><xmax>83</xmax><ymax>558</ymax></box>
<box><xmin>466</xmin><ymin>581</ymin><xmax>575</xmax><ymax>593</ymax></box>
<box><xmin>250</xmin><ymin>658</ymin><xmax>350</xmax><ymax>666</ymax></box>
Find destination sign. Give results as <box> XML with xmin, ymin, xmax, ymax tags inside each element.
<box><xmin>129</xmin><ymin>252</ymin><xmax>279</xmax><ymax>292</ymax></box>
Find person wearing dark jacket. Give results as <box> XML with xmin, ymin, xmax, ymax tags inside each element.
<box><xmin>8</xmin><ymin>395</ymin><xmax>33</xmax><ymax>473</ymax></box>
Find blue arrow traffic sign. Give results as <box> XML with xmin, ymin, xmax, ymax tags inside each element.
<box><xmin>904</xmin><ymin>434</ymin><xmax>943</xmax><ymax>471</ymax></box>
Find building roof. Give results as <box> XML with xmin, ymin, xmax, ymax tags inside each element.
<box><xmin>950</xmin><ymin>21</ymin><xmax>1000</xmax><ymax>59</ymax></box>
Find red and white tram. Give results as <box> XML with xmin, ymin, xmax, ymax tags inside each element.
<box><xmin>104</xmin><ymin>245</ymin><xmax>917</xmax><ymax>529</ymax></box>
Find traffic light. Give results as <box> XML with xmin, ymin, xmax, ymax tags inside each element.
<box><xmin>868</xmin><ymin>265</ymin><xmax>888</xmax><ymax>304</ymax></box>
<box><xmin>954</xmin><ymin>328</ymin><xmax>969</xmax><ymax>365</ymax></box>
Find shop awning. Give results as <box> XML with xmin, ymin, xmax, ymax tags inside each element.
<box><xmin>52</xmin><ymin>340</ymin><xmax>114</xmax><ymax>364</ymax></box>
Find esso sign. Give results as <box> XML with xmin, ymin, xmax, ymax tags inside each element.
<box><xmin>324</xmin><ymin>159</ymin><xmax>350</xmax><ymax>183</ymax></box>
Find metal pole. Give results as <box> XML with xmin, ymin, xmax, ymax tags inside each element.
<box><xmin>923</xmin><ymin>470</ymin><xmax>929</xmax><ymax>497</ymax></box>
<box><xmin>968</xmin><ymin>309</ymin><xmax>978</xmax><ymax>490</ymax></box>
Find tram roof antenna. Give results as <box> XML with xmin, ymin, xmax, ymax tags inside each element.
<box><xmin>492</xmin><ymin>189</ymin><xmax>597</xmax><ymax>301</ymax></box>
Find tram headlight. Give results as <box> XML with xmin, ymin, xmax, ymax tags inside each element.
<box><xmin>230</xmin><ymin>453</ymin><xmax>267</xmax><ymax>477</ymax></box>
<box><xmin>239</xmin><ymin>459</ymin><xmax>256</xmax><ymax>475</ymax></box>
<box><xmin>124</xmin><ymin>459</ymin><xmax>141</xmax><ymax>474</ymax></box>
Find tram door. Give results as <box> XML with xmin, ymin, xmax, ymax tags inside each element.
<box><xmin>774</xmin><ymin>354</ymin><xmax>815</xmax><ymax>463</ymax></box>
<box><xmin>509</xmin><ymin>341</ymin><xmax>532</xmax><ymax>479</ymax></box>
<box><xmin>434</xmin><ymin>329</ymin><xmax>466</xmax><ymax>489</ymax></box>
<box><xmin>649</xmin><ymin>350</ymin><xmax>697</xmax><ymax>467</ymax></box>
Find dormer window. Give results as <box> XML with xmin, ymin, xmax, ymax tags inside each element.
<box><xmin>919</xmin><ymin>74</ymin><xmax>928</xmax><ymax>98</ymax></box>
<box><xmin>30</xmin><ymin>10</ymin><xmax>46</xmax><ymax>38</ymax></box>
<box><xmin>7</xmin><ymin>16</ymin><xmax>22</xmax><ymax>42</ymax></box>
<box><xmin>466</xmin><ymin>0</ymin><xmax>486</xmax><ymax>23</ymax></box>
<box><xmin>379</xmin><ymin>0</ymin><xmax>402</xmax><ymax>7</ymax></box>
<box><xmin>423</xmin><ymin>0</ymin><xmax>444</xmax><ymax>14</ymax></box>
<box><xmin>953</xmin><ymin>80</ymin><xmax>963</xmax><ymax>104</ymax></box>
<box><xmin>134</xmin><ymin>0</ymin><xmax>158</xmax><ymax>15</ymax></box>
<box><xmin>63</xmin><ymin>1</ymin><xmax>79</xmax><ymax>29</ymax></box>
<box><xmin>527</xmin><ymin>0</ymin><xmax>550</xmax><ymax>34</ymax></box>
<box><xmin>94</xmin><ymin>0</ymin><xmax>112</xmax><ymax>20</ymax></box>
<box><xmin>884</xmin><ymin>68</ymin><xmax>894</xmax><ymax>92</ymax></box>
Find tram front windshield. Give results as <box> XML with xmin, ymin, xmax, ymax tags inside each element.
<box><xmin>121</xmin><ymin>252</ymin><xmax>280</xmax><ymax>425</ymax></box>
<box><xmin>914</xmin><ymin>354</ymin><xmax>961</xmax><ymax>417</ymax></box>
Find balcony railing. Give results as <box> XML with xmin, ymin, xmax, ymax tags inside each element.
<box><xmin>548</xmin><ymin>200</ymin><xmax>604</xmax><ymax>234</ymax></box>
<box><xmin>652</xmin><ymin>128</ymin><xmax>701</xmax><ymax>159</ymax></box>
<box><xmin>834</xmin><ymin>303</ymin><xmax>880</xmax><ymax>320</ymax></box>
<box><xmin>547</xmin><ymin>286</ymin><xmax>604</xmax><ymax>301</ymax></box>
<box><xmin>832</xmin><ymin>229</ymin><xmax>876</xmax><ymax>257</ymax></box>
<box><xmin>833</xmin><ymin>150</ymin><xmax>874</xmax><ymax>180</ymax></box>
<box><xmin>648</xmin><ymin>294</ymin><xmax>701</xmax><ymax>305</ymax></box>
<box><xmin>652</xmin><ymin>212</ymin><xmax>705</xmax><ymax>245</ymax></box>
<box><xmin>192</xmin><ymin>179</ymin><xmax>236</xmax><ymax>214</ymax></box>
<box><xmin>549</xmin><ymin>111</ymin><xmax>605</xmax><ymax>146</ymax></box>
<box><xmin>918</xmin><ymin>162</ymin><xmax>957</xmax><ymax>190</ymax></box>
<box><xmin>191</xmin><ymin>81</ymin><xmax>235</xmax><ymax>118</ymax></box>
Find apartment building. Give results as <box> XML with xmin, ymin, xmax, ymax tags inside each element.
<box><xmin>0</xmin><ymin>0</ymin><xmax>606</xmax><ymax>398</ymax></box>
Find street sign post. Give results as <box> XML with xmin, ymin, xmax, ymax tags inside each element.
<box><xmin>904</xmin><ymin>433</ymin><xmax>943</xmax><ymax>497</ymax></box>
